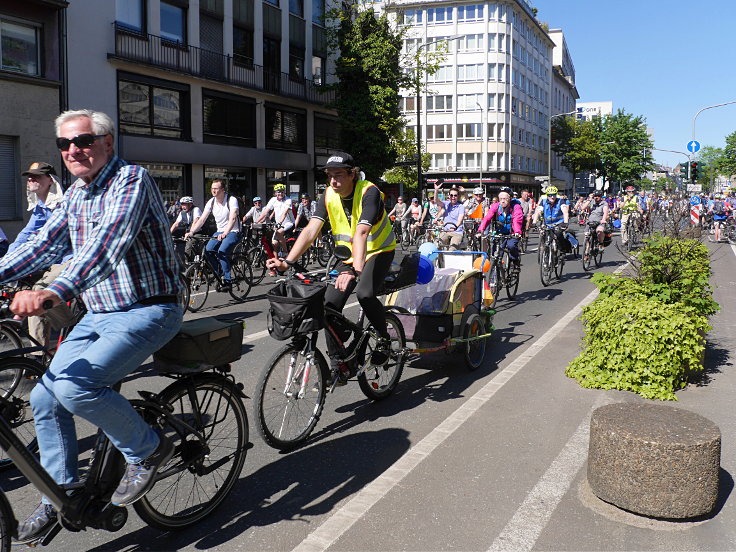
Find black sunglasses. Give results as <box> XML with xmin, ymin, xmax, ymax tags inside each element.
<box><xmin>56</xmin><ymin>133</ymin><xmax>106</xmax><ymax>151</ymax></box>
<box><xmin>449</xmin><ymin>194</ymin><xmax>458</xmax><ymax>198</ymax></box>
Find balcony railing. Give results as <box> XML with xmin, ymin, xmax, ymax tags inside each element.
<box><xmin>111</xmin><ymin>24</ymin><xmax>334</xmax><ymax>106</ymax></box>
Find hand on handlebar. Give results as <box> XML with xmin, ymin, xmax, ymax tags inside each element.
<box><xmin>9</xmin><ymin>289</ymin><xmax>61</xmax><ymax>319</ymax></box>
<box><xmin>266</xmin><ymin>257</ymin><xmax>287</xmax><ymax>273</ymax></box>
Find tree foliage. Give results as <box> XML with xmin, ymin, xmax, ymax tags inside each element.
<box><xmin>600</xmin><ymin>109</ymin><xmax>655</xmax><ymax>186</ymax></box>
<box><xmin>382</xmin><ymin>127</ymin><xmax>430</xmax><ymax>196</ymax></box>
<box><xmin>551</xmin><ymin>116</ymin><xmax>601</xmax><ymax>181</ymax></box>
<box><xmin>722</xmin><ymin>130</ymin><xmax>736</xmax><ymax>178</ymax></box>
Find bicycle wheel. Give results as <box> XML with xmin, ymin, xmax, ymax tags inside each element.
<box><xmin>582</xmin><ymin>235</ymin><xmax>594</xmax><ymax>272</ymax></box>
<box><xmin>184</xmin><ymin>263</ymin><xmax>209</xmax><ymax>312</ymax></box>
<box><xmin>0</xmin><ymin>489</ymin><xmax>12</xmax><ymax>552</ymax></box>
<box><xmin>539</xmin><ymin>238</ymin><xmax>554</xmax><ymax>287</ymax></box>
<box><xmin>317</xmin><ymin>236</ymin><xmax>333</xmax><ymax>267</ymax></box>
<box><xmin>358</xmin><ymin>312</ymin><xmax>406</xmax><ymax>400</ymax></box>
<box><xmin>553</xmin><ymin>242</ymin><xmax>564</xmax><ymax>279</ymax></box>
<box><xmin>462</xmin><ymin>311</ymin><xmax>488</xmax><ymax>371</ymax></box>
<box><xmin>503</xmin><ymin>251</ymin><xmax>519</xmax><ymax>300</ymax></box>
<box><xmin>134</xmin><ymin>374</ymin><xmax>248</xmax><ymax>530</ymax></box>
<box><xmin>228</xmin><ymin>258</ymin><xmax>253</xmax><ymax>302</ymax></box>
<box><xmin>0</xmin><ymin>358</ymin><xmax>42</xmax><ymax>470</ymax></box>
<box><xmin>594</xmin><ymin>237</ymin><xmax>604</xmax><ymax>267</ymax></box>
<box><xmin>254</xmin><ymin>343</ymin><xmax>328</xmax><ymax>450</ymax></box>
<box><xmin>0</xmin><ymin>324</ymin><xmax>23</xmax><ymax>363</ymax></box>
<box><xmin>486</xmin><ymin>258</ymin><xmax>501</xmax><ymax>308</ymax></box>
<box><xmin>245</xmin><ymin>246</ymin><xmax>267</xmax><ymax>286</ymax></box>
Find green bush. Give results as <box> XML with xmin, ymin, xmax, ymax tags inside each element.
<box><xmin>565</xmin><ymin>294</ymin><xmax>711</xmax><ymax>401</ymax></box>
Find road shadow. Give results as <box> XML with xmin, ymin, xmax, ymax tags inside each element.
<box><xmin>689</xmin><ymin>338</ymin><xmax>732</xmax><ymax>388</ymax></box>
<box><xmin>87</xmin><ymin>428</ymin><xmax>412</xmax><ymax>551</ymax></box>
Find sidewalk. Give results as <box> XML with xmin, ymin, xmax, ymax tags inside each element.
<box><xmin>294</xmin><ymin>241</ymin><xmax>736</xmax><ymax>552</ymax></box>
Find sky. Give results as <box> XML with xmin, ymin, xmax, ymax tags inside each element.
<box><xmin>537</xmin><ymin>0</ymin><xmax>736</xmax><ymax>170</ymax></box>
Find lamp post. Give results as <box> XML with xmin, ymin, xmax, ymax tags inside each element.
<box><xmin>547</xmin><ymin>110</ymin><xmax>577</xmax><ymax>192</ymax></box>
<box><xmin>414</xmin><ymin>35</ymin><xmax>463</xmax><ymax>194</ymax></box>
<box><xmin>692</xmin><ymin>100</ymin><xmax>736</xmax><ymax>140</ymax></box>
<box><xmin>476</xmin><ymin>100</ymin><xmax>484</xmax><ymax>190</ymax></box>
<box><xmin>650</xmin><ymin>147</ymin><xmax>690</xmax><ymax>192</ymax></box>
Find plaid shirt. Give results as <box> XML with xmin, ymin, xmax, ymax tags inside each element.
<box><xmin>0</xmin><ymin>156</ymin><xmax>182</xmax><ymax>312</ymax></box>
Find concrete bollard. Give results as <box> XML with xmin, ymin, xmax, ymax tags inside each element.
<box><xmin>588</xmin><ymin>402</ymin><xmax>721</xmax><ymax>519</ymax></box>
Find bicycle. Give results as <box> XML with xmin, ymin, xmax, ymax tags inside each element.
<box><xmin>254</xmin><ymin>249</ymin><xmax>407</xmax><ymax>451</ymax></box>
<box><xmin>482</xmin><ymin>231</ymin><xmax>520</xmax><ymax>308</ymax></box>
<box><xmin>538</xmin><ymin>223</ymin><xmax>565</xmax><ymax>287</ymax></box>
<box><xmin>401</xmin><ymin>219</ymin><xmax>422</xmax><ymax>251</ymax></box>
<box><xmin>0</xmin><ymin>310</ymin><xmax>250</xmax><ymax>546</ymax></box>
<box><xmin>464</xmin><ymin>220</ymin><xmax>483</xmax><ymax>252</ymax></box>
<box><xmin>581</xmin><ymin>222</ymin><xmax>604</xmax><ymax>272</ymax></box>
<box><xmin>182</xmin><ymin>234</ymin><xmax>253</xmax><ymax>312</ymax></box>
<box><xmin>621</xmin><ymin>212</ymin><xmax>641</xmax><ymax>252</ymax></box>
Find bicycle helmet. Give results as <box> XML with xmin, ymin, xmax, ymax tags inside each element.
<box><xmin>473</xmin><ymin>187</ymin><xmax>484</xmax><ymax>195</ymax></box>
<box><xmin>252</xmin><ymin>196</ymin><xmax>262</xmax><ymax>202</ymax></box>
<box><xmin>300</xmin><ymin>193</ymin><xmax>310</xmax><ymax>199</ymax></box>
<box><xmin>593</xmin><ymin>190</ymin><xmax>604</xmax><ymax>198</ymax></box>
<box><xmin>274</xmin><ymin>183</ymin><xmax>286</xmax><ymax>192</ymax></box>
<box><xmin>624</xmin><ymin>184</ymin><xmax>636</xmax><ymax>192</ymax></box>
<box><xmin>179</xmin><ymin>196</ymin><xmax>193</xmax><ymax>204</ymax></box>
<box><xmin>545</xmin><ymin>186</ymin><xmax>558</xmax><ymax>195</ymax></box>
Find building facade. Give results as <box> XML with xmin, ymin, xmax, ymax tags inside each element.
<box><xmin>0</xmin><ymin>0</ymin><xmax>67</xmax><ymax>239</ymax></box>
<box><xmin>64</xmin><ymin>0</ymin><xmax>339</xmax><ymax>209</ymax></box>
<box><xmin>372</xmin><ymin>0</ymin><xmax>556</xmax><ymax>196</ymax></box>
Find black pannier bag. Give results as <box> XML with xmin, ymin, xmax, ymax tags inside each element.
<box><xmin>267</xmin><ymin>279</ymin><xmax>327</xmax><ymax>340</ymax></box>
<box><xmin>154</xmin><ymin>317</ymin><xmax>244</xmax><ymax>373</ymax></box>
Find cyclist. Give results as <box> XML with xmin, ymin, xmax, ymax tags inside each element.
<box><xmin>518</xmin><ymin>189</ymin><xmax>534</xmax><ymax>236</ymax></box>
<box><xmin>265</xmin><ymin>152</ymin><xmax>396</xmax><ymax>376</ymax></box>
<box><xmin>637</xmin><ymin>189</ymin><xmax>650</xmax><ymax>230</ymax></box>
<box><xmin>434</xmin><ymin>182</ymin><xmax>465</xmax><ymax>250</ymax></box>
<box><xmin>619</xmin><ymin>184</ymin><xmax>643</xmax><ymax>248</ymax></box>
<box><xmin>242</xmin><ymin>196</ymin><xmax>264</xmax><ymax>225</ymax></box>
<box><xmin>584</xmin><ymin>190</ymin><xmax>610</xmax><ymax>259</ymax></box>
<box><xmin>532</xmin><ymin>185</ymin><xmax>573</xmax><ymax>252</ymax></box>
<box><xmin>418</xmin><ymin>191</ymin><xmax>442</xmax><ymax>229</ymax></box>
<box><xmin>387</xmin><ymin>196</ymin><xmax>408</xmax><ymax>241</ymax></box>
<box><xmin>184</xmin><ymin>179</ymin><xmax>241</xmax><ymax>290</ymax></box>
<box><xmin>170</xmin><ymin>196</ymin><xmax>201</xmax><ymax>263</ymax></box>
<box><xmin>0</xmin><ymin>109</ymin><xmax>183</xmax><ymax>543</ymax></box>
<box><xmin>294</xmin><ymin>193</ymin><xmax>316</xmax><ymax>229</ymax></box>
<box><xmin>257</xmin><ymin>183</ymin><xmax>295</xmax><ymax>256</ymax></box>
<box><xmin>404</xmin><ymin>198</ymin><xmax>422</xmax><ymax>241</ymax></box>
<box><xmin>476</xmin><ymin>188</ymin><xmax>524</xmax><ymax>270</ymax></box>
<box><xmin>709</xmin><ymin>195</ymin><xmax>731</xmax><ymax>242</ymax></box>
<box><xmin>465</xmin><ymin>187</ymin><xmax>489</xmax><ymax>219</ymax></box>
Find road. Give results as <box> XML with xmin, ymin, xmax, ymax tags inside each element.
<box><xmin>4</xmin><ymin>230</ymin><xmax>735</xmax><ymax>551</ymax></box>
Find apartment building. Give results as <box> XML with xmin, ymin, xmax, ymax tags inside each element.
<box><xmin>64</xmin><ymin>0</ymin><xmax>340</xmax><ymax>207</ymax></box>
<box><xmin>0</xmin><ymin>0</ymin><xmax>67</xmax><ymax>239</ymax></box>
<box><xmin>372</xmin><ymin>0</ymin><xmax>555</xmax><ymax>195</ymax></box>
<box><xmin>548</xmin><ymin>28</ymin><xmax>578</xmax><ymax>194</ymax></box>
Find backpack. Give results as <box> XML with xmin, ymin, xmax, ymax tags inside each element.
<box><xmin>201</xmin><ymin>194</ymin><xmax>240</xmax><ymax>235</ymax></box>
<box><xmin>713</xmin><ymin>201</ymin><xmax>725</xmax><ymax>216</ymax></box>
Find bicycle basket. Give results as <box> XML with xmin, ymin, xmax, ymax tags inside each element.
<box><xmin>154</xmin><ymin>317</ymin><xmax>244</xmax><ymax>373</ymax></box>
<box><xmin>267</xmin><ymin>280</ymin><xmax>327</xmax><ymax>340</ymax></box>
<box><xmin>384</xmin><ymin>253</ymin><xmax>419</xmax><ymax>293</ymax></box>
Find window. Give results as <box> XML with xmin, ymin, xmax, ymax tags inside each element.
<box><xmin>458</xmin><ymin>34</ymin><xmax>483</xmax><ymax>52</ymax></box>
<box><xmin>116</xmin><ymin>0</ymin><xmax>145</xmax><ymax>32</ymax></box>
<box><xmin>426</xmin><ymin>124</ymin><xmax>453</xmax><ymax>141</ymax></box>
<box><xmin>0</xmin><ymin>135</ymin><xmax>18</xmax><ymax>219</ymax></box>
<box><xmin>263</xmin><ymin>37</ymin><xmax>280</xmax><ymax>74</ymax></box>
<box><xmin>139</xmin><ymin>163</ymin><xmax>184</xmax><ymax>203</ymax></box>
<box><xmin>427</xmin><ymin>7</ymin><xmax>452</xmax><ymax>24</ymax></box>
<box><xmin>203</xmin><ymin>90</ymin><xmax>255</xmax><ymax>146</ymax></box>
<box><xmin>457</xmin><ymin>4</ymin><xmax>483</xmax><ymax>22</ymax></box>
<box><xmin>457</xmin><ymin>123</ymin><xmax>482</xmax><ymax>140</ymax></box>
<box><xmin>233</xmin><ymin>26</ymin><xmax>254</xmax><ymax>66</ymax></box>
<box><xmin>487</xmin><ymin>33</ymin><xmax>496</xmax><ymax>51</ymax></box>
<box><xmin>400</xmin><ymin>96</ymin><xmax>422</xmax><ymax>112</ymax></box>
<box><xmin>427</xmin><ymin>65</ymin><xmax>452</xmax><ymax>83</ymax></box>
<box><xmin>457</xmin><ymin>93</ymin><xmax>483</xmax><ymax>111</ymax></box>
<box><xmin>431</xmin><ymin>153</ymin><xmax>453</xmax><ymax>170</ymax></box>
<box><xmin>264</xmin><ymin>0</ymin><xmax>279</xmax><ymax>4</ymax></box>
<box><xmin>457</xmin><ymin>63</ymin><xmax>483</xmax><ymax>82</ymax></box>
<box><xmin>403</xmin><ymin>37</ymin><xmax>422</xmax><ymax>54</ymax></box>
<box><xmin>289</xmin><ymin>0</ymin><xmax>303</xmax><ymax>17</ymax></box>
<box><xmin>265</xmin><ymin>104</ymin><xmax>306</xmax><ymax>151</ymax></box>
<box><xmin>312</xmin><ymin>55</ymin><xmax>325</xmax><ymax>84</ymax></box>
<box><xmin>118</xmin><ymin>77</ymin><xmax>188</xmax><ymax>138</ymax></box>
<box><xmin>457</xmin><ymin>153</ymin><xmax>480</xmax><ymax>169</ymax></box>
<box><xmin>1</xmin><ymin>19</ymin><xmax>39</xmax><ymax>76</ymax></box>
<box><xmin>289</xmin><ymin>47</ymin><xmax>304</xmax><ymax>80</ymax></box>
<box><xmin>312</xmin><ymin>0</ymin><xmax>325</xmax><ymax>24</ymax></box>
<box><xmin>402</xmin><ymin>9</ymin><xmax>423</xmax><ymax>25</ymax></box>
<box><xmin>488</xmin><ymin>63</ymin><xmax>496</xmax><ymax>81</ymax></box>
<box><xmin>427</xmin><ymin>36</ymin><xmax>450</xmax><ymax>52</ymax></box>
<box><xmin>314</xmin><ymin>116</ymin><xmax>340</xmax><ymax>154</ymax></box>
<box><xmin>426</xmin><ymin>95</ymin><xmax>452</xmax><ymax>112</ymax></box>
<box><xmin>487</xmin><ymin>152</ymin><xmax>496</xmax><ymax>170</ymax></box>
<box><xmin>160</xmin><ymin>1</ymin><xmax>186</xmax><ymax>43</ymax></box>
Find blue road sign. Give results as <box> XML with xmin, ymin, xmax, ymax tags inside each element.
<box><xmin>687</xmin><ymin>140</ymin><xmax>701</xmax><ymax>153</ymax></box>
<box><xmin>690</xmin><ymin>196</ymin><xmax>701</xmax><ymax>205</ymax></box>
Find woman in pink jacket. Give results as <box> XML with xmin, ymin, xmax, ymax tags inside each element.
<box><xmin>477</xmin><ymin>188</ymin><xmax>524</xmax><ymax>267</ymax></box>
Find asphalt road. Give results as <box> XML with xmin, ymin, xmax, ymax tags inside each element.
<box><xmin>8</xmin><ymin>227</ymin><xmax>728</xmax><ymax>552</ymax></box>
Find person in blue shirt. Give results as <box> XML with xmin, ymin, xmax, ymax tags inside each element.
<box><xmin>532</xmin><ymin>186</ymin><xmax>575</xmax><ymax>253</ymax></box>
<box><xmin>434</xmin><ymin>182</ymin><xmax>465</xmax><ymax>250</ymax></box>
<box><xmin>9</xmin><ymin>162</ymin><xmax>74</xmax><ymax>353</ymax></box>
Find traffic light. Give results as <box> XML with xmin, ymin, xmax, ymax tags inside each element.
<box><xmin>678</xmin><ymin>162</ymin><xmax>688</xmax><ymax>179</ymax></box>
<box><xmin>690</xmin><ymin>162</ymin><xmax>698</xmax><ymax>182</ymax></box>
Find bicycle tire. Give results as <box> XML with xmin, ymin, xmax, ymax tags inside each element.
<box><xmin>184</xmin><ymin>263</ymin><xmax>209</xmax><ymax>312</ymax></box>
<box><xmin>317</xmin><ymin>236</ymin><xmax>333</xmax><ymax>267</ymax></box>
<box><xmin>594</xmin><ymin>238</ymin><xmax>603</xmax><ymax>267</ymax></box>
<box><xmin>0</xmin><ymin>358</ymin><xmax>43</xmax><ymax>470</ymax></box>
<box><xmin>462</xmin><ymin>311</ymin><xmax>487</xmax><ymax>371</ymax></box>
<box><xmin>358</xmin><ymin>312</ymin><xmax>406</xmax><ymax>400</ymax></box>
<box><xmin>254</xmin><ymin>343</ymin><xmax>328</xmax><ymax>450</ymax></box>
<box><xmin>486</xmin><ymin>257</ymin><xmax>501</xmax><ymax>308</ymax></box>
<box><xmin>582</xmin><ymin>235</ymin><xmax>594</xmax><ymax>272</ymax></box>
<box><xmin>134</xmin><ymin>374</ymin><xmax>248</xmax><ymax>529</ymax></box>
<box><xmin>539</xmin><ymin>236</ymin><xmax>553</xmax><ymax>287</ymax></box>
<box><xmin>503</xmin><ymin>250</ymin><xmax>519</xmax><ymax>300</ymax></box>
<box><xmin>553</xmin><ymin>240</ymin><xmax>564</xmax><ymax>280</ymax></box>
<box><xmin>228</xmin><ymin>258</ymin><xmax>253</xmax><ymax>302</ymax></box>
<box><xmin>0</xmin><ymin>489</ymin><xmax>13</xmax><ymax>552</ymax></box>
<box><xmin>245</xmin><ymin>246</ymin><xmax>267</xmax><ymax>286</ymax></box>
<box><xmin>0</xmin><ymin>324</ymin><xmax>23</xmax><ymax>382</ymax></box>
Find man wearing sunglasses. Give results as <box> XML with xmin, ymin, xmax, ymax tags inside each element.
<box><xmin>433</xmin><ymin>181</ymin><xmax>465</xmax><ymax>250</ymax></box>
<box><xmin>0</xmin><ymin>109</ymin><xmax>183</xmax><ymax>543</ymax></box>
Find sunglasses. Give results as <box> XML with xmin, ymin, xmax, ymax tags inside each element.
<box><xmin>56</xmin><ymin>133</ymin><xmax>106</xmax><ymax>151</ymax></box>
<box><xmin>449</xmin><ymin>194</ymin><xmax>458</xmax><ymax>198</ymax></box>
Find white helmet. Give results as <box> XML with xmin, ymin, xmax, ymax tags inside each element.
<box><xmin>473</xmin><ymin>187</ymin><xmax>484</xmax><ymax>195</ymax></box>
<box><xmin>180</xmin><ymin>196</ymin><xmax>193</xmax><ymax>204</ymax></box>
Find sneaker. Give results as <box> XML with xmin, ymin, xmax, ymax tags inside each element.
<box><xmin>370</xmin><ymin>337</ymin><xmax>391</xmax><ymax>366</ymax></box>
<box><xmin>111</xmin><ymin>435</ymin><xmax>175</xmax><ymax>507</ymax></box>
<box><xmin>219</xmin><ymin>280</ymin><xmax>233</xmax><ymax>292</ymax></box>
<box><xmin>15</xmin><ymin>502</ymin><xmax>57</xmax><ymax>544</ymax></box>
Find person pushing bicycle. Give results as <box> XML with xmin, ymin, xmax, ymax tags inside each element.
<box><xmin>266</xmin><ymin>152</ymin><xmax>396</xmax><ymax>373</ymax></box>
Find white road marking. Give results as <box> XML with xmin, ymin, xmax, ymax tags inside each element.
<box><xmin>292</xmin><ymin>286</ymin><xmax>601</xmax><ymax>552</ymax></box>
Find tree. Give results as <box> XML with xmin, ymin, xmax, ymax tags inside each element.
<box><xmin>696</xmin><ymin>145</ymin><xmax>726</xmax><ymax>191</ymax></box>
<box><xmin>722</xmin><ymin>130</ymin><xmax>736</xmax><ymax>178</ymax></box>
<box><xmin>551</xmin><ymin>116</ymin><xmax>601</xmax><ymax>185</ymax></box>
<box><xmin>382</xmin><ymin>128</ymin><xmax>430</xmax><ymax>199</ymax></box>
<box><xmin>328</xmin><ymin>2</ymin><xmax>406</xmax><ymax>181</ymax></box>
<box><xmin>600</xmin><ymin>110</ymin><xmax>655</xmax><ymax>190</ymax></box>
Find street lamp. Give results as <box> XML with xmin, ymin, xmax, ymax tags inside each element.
<box><xmin>692</xmin><ymin>100</ymin><xmax>736</xmax><ymax>140</ymax></box>
<box><xmin>476</xmin><ymin>100</ymin><xmax>484</xmax><ymax>189</ymax></box>
<box><xmin>414</xmin><ymin>35</ymin><xmax>463</xmax><ymax>194</ymax></box>
<box><xmin>547</xmin><ymin>110</ymin><xmax>577</xmax><ymax>193</ymax></box>
<box><xmin>650</xmin><ymin>147</ymin><xmax>691</xmax><ymax>192</ymax></box>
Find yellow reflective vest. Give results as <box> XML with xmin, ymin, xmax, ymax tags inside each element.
<box><xmin>325</xmin><ymin>180</ymin><xmax>396</xmax><ymax>264</ymax></box>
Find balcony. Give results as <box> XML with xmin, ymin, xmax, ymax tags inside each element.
<box><xmin>110</xmin><ymin>24</ymin><xmax>334</xmax><ymax>106</ymax></box>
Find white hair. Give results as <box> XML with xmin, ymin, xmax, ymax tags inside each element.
<box><xmin>55</xmin><ymin>109</ymin><xmax>115</xmax><ymax>140</ymax></box>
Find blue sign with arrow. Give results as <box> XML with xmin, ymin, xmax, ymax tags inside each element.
<box><xmin>687</xmin><ymin>140</ymin><xmax>701</xmax><ymax>153</ymax></box>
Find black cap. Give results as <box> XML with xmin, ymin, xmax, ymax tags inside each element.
<box><xmin>321</xmin><ymin>152</ymin><xmax>355</xmax><ymax>169</ymax></box>
<box><xmin>22</xmin><ymin>162</ymin><xmax>56</xmax><ymax>177</ymax></box>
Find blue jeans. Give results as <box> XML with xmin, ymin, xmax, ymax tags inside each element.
<box><xmin>205</xmin><ymin>231</ymin><xmax>239</xmax><ymax>281</ymax></box>
<box><xmin>30</xmin><ymin>303</ymin><xmax>183</xmax><ymax>492</ymax></box>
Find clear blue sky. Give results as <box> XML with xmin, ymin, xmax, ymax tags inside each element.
<box><xmin>538</xmin><ymin>0</ymin><xmax>736</xmax><ymax>169</ymax></box>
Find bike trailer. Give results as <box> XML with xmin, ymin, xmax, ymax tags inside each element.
<box><xmin>154</xmin><ymin>317</ymin><xmax>244</xmax><ymax>373</ymax></box>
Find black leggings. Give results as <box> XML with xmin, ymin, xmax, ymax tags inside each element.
<box><xmin>324</xmin><ymin>250</ymin><xmax>394</xmax><ymax>356</ymax></box>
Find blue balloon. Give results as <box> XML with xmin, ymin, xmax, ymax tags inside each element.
<box><xmin>418</xmin><ymin>241</ymin><xmax>439</xmax><ymax>261</ymax></box>
<box><xmin>416</xmin><ymin>255</ymin><xmax>435</xmax><ymax>285</ymax></box>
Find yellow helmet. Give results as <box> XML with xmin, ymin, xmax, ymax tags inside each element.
<box><xmin>274</xmin><ymin>183</ymin><xmax>286</xmax><ymax>192</ymax></box>
<box><xmin>545</xmin><ymin>186</ymin><xmax>558</xmax><ymax>195</ymax></box>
